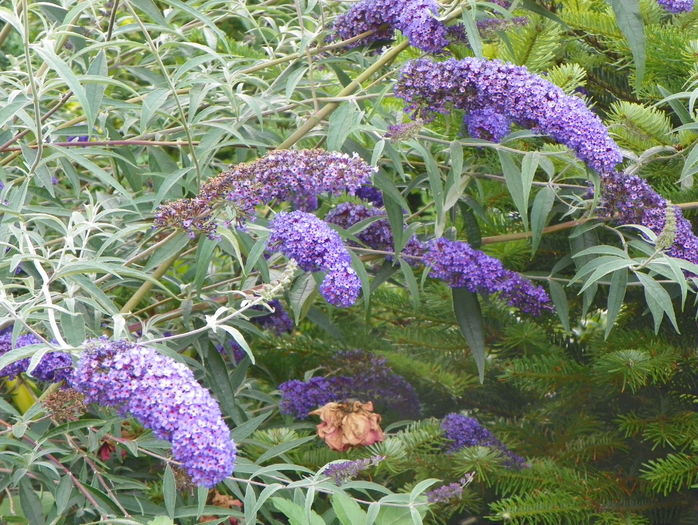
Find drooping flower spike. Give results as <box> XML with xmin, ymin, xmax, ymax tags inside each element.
<box><xmin>267</xmin><ymin>211</ymin><xmax>362</xmax><ymax>307</ymax></box>
<box><xmin>395</xmin><ymin>57</ymin><xmax>698</xmax><ymax>264</ymax></box>
<box><xmin>70</xmin><ymin>339</ymin><xmax>235</xmax><ymax>487</ymax></box>
<box><xmin>155</xmin><ymin>149</ymin><xmax>375</xmax><ymax>238</ymax></box>
<box><xmin>325</xmin><ymin>203</ymin><xmax>551</xmax><ymax>315</ymax></box>
<box><xmin>394</xmin><ymin>57</ymin><xmax>623</xmax><ymax>174</ymax></box>
<box><xmin>333</xmin><ymin>0</ymin><xmax>449</xmax><ymax>53</ymax></box>
<box><xmin>0</xmin><ymin>329</ymin><xmax>72</xmax><ymax>383</ymax></box>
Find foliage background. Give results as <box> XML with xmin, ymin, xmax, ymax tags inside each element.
<box><xmin>0</xmin><ymin>0</ymin><xmax>697</xmax><ymax>523</ymax></box>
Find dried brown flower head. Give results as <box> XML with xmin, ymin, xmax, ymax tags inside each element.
<box><xmin>310</xmin><ymin>400</ymin><xmax>385</xmax><ymax>452</ymax></box>
<box><xmin>42</xmin><ymin>388</ymin><xmax>86</xmax><ymax>423</ymax></box>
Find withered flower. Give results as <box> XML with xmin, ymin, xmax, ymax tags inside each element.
<box><xmin>310</xmin><ymin>401</ymin><xmax>385</xmax><ymax>452</ymax></box>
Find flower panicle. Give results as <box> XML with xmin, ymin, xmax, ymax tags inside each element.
<box><xmin>155</xmin><ymin>149</ymin><xmax>375</xmax><ymax>238</ymax></box>
<box><xmin>69</xmin><ymin>339</ymin><xmax>236</xmax><ymax>487</ymax></box>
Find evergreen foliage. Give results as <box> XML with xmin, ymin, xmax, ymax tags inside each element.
<box><xmin>0</xmin><ymin>0</ymin><xmax>697</xmax><ymax>523</ymax></box>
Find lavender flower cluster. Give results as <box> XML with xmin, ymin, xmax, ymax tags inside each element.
<box><xmin>324</xmin><ymin>201</ymin><xmax>426</xmax><ymax>263</ymax></box>
<box><xmin>70</xmin><ymin>339</ymin><xmax>235</xmax><ymax>487</ymax></box>
<box><xmin>441</xmin><ymin>413</ymin><xmax>525</xmax><ymax>468</ymax></box>
<box><xmin>278</xmin><ymin>350</ymin><xmax>420</xmax><ymax>419</ymax></box>
<box><xmin>268</xmin><ymin>211</ymin><xmax>362</xmax><ymax>307</ymax></box>
<box><xmin>326</xmin><ymin>203</ymin><xmax>549</xmax><ymax>314</ymax></box>
<box><xmin>600</xmin><ymin>175</ymin><xmax>698</xmax><ymax>264</ymax></box>
<box><xmin>251</xmin><ymin>299</ymin><xmax>294</xmax><ymax>335</ymax></box>
<box><xmin>394</xmin><ymin>58</ymin><xmax>623</xmax><ymax>174</ymax></box>
<box><xmin>657</xmin><ymin>0</ymin><xmax>694</xmax><ymax>13</ymax></box>
<box><xmin>323</xmin><ymin>455</ymin><xmax>384</xmax><ymax>485</ymax></box>
<box><xmin>155</xmin><ymin>150</ymin><xmax>375</xmax><ymax>238</ymax></box>
<box><xmin>0</xmin><ymin>329</ymin><xmax>72</xmax><ymax>383</ymax></box>
<box><xmin>465</xmin><ymin>106</ymin><xmax>511</xmax><ymax>142</ymax></box>
<box><xmin>424</xmin><ymin>238</ymin><xmax>551</xmax><ymax>315</ymax></box>
<box><xmin>333</xmin><ymin>0</ymin><xmax>449</xmax><ymax>53</ymax></box>
<box><xmin>395</xmin><ymin>57</ymin><xmax>698</xmax><ymax>265</ymax></box>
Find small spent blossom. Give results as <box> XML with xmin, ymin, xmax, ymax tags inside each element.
<box><xmin>267</xmin><ymin>211</ymin><xmax>361</xmax><ymax>307</ymax></box>
<box><xmin>657</xmin><ymin>0</ymin><xmax>693</xmax><ymax>13</ymax></box>
<box><xmin>70</xmin><ymin>339</ymin><xmax>235</xmax><ymax>487</ymax></box>
<box><xmin>441</xmin><ymin>413</ymin><xmax>525</xmax><ymax>469</ymax></box>
<box><xmin>155</xmin><ymin>149</ymin><xmax>375</xmax><ymax>238</ymax></box>
<box><xmin>323</xmin><ymin>455</ymin><xmax>385</xmax><ymax>485</ymax></box>
<box><xmin>311</xmin><ymin>400</ymin><xmax>385</xmax><ymax>452</ymax></box>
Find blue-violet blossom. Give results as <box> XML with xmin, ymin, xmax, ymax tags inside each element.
<box><xmin>333</xmin><ymin>0</ymin><xmax>449</xmax><ymax>53</ymax></box>
<box><xmin>155</xmin><ymin>150</ymin><xmax>375</xmax><ymax>238</ymax></box>
<box><xmin>70</xmin><ymin>339</ymin><xmax>235</xmax><ymax>487</ymax></box>
<box><xmin>394</xmin><ymin>58</ymin><xmax>623</xmax><ymax>174</ymax></box>
<box><xmin>267</xmin><ymin>211</ymin><xmax>362</xmax><ymax>307</ymax></box>
<box><xmin>657</xmin><ymin>0</ymin><xmax>693</xmax><ymax>13</ymax></box>
<box><xmin>441</xmin><ymin>413</ymin><xmax>525</xmax><ymax>468</ymax></box>
<box><xmin>424</xmin><ymin>238</ymin><xmax>551</xmax><ymax>316</ymax></box>
<box><xmin>278</xmin><ymin>350</ymin><xmax>420</xmax><ymax>419</ymax></box>
<box><xmin>0</xmin><ymin>329</ymin><xmax>72</xmax><ymax>383</ymax></box>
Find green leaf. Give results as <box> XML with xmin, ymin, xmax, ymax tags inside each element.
<box><xmin>231</xmin><ymin>412</ymin><xmax>270</xmax><ymax>442</ymax></box>
<box><xmin>163</xmin><ymin>464</ymin><xmax>176</xmax><ymax>519</ymax></box>
<box><xmin>328</xmin><ymin>103</ymin><xmax>362</xmax><ymax>151</ymax></box>
<box><xmin>461</xmin><ymin>6</ymin><xmax>483</xmax><ymax>58</ymax></box>
<box><xmin>289</xmin><ymin>272</ymin><xmax>317</xmax><ymax>324</ymax></box>
<box><xmin>452</xmin><ymin>288</ymin><xmax>486</xmax><ymax>382</ymax></box>
<box><xmin>605</xmin><ymin>268</ymin><xmax>627</xmax><ymax>339</ymax></box>
<box><xmin>498</xmin><ymin>151</ymin><xmax>529</xmax><ymax>229</ymax></box>
<box><xmin>548</xmin><ymin>280</ymin><xmax>570</xmax><ymax>332</ymax></box>
<box><xmin>0</xmin><ymin>97</ymin><xmax>28</xmax><ymax>129</ymax></box>
<box><xmin>19</xmin><ymin>478</ymin><xmax>45</xmax><ymax>525</ymax></box>
<box><xmin>147</xmin><ymin>517</ymin><xmax>175</xmax><ymax>525</ymax></box>
<box><xmin>608</xmin><ymin>0</ymin><xmax>645</xmax><ymax>88</ymax></box>
<box><xmin>331</xmin><ymin>492</ymin><xmax>367</xmax><ymax>525</ymax></box>
<box><xmin>680</xmin><ymin>143</ymin><xmax>698</xmax><ymax>189</ymax></box>
<box><xmin>530</xmin><ymin>186</ymin><xmax>555</xmax><ymax>255</ymax></box>
<box><xmin>194</xmin><ymin>236</ymin><xmax>217</xmax><ymax>291</ymax></box>
<box><xmin>60</xmin><ymin>310</ymin><xmax>86</xmax><ymax>347</ymax></box>
<box><xmin>205</xmin><ymin>345</ymin><xmax>240</xmax><ymax>421</ymax></box>
<box><xmin>86</xmin><ymin>51</ymin><xmax>107</xmax><ymax>125</ymax></box>
<box><xmin>33</xmin><ymin>43</ymin><xmax>94</xmax><ymax>132</ymax></box>
<box><xmin>399</xmin><ymin>259</ymin><xmax>420</xmax><ymax>309</ymax></box>
<box><xmin>271</xmin><ymin>496</ymin><xmax>325</xmax><ymax>525</ymax></box>
<box><xmin>141</xmin><ymin>88</ymin><xmax>170</xmax><ymax>130</ymax></box>
<box><xmin>635</xmin><ymin>273</ymin><xmax>678</xmax><ymax>333</ymax></box>
<box><xmin>54</xmin><ymin>475</ymin><xmax>73</xmax><ymax>516</ymax></box>
<box><xmin>413</xmin><ymin>143</ymin><xmax>444</xmax><ymax>236</ymax></box>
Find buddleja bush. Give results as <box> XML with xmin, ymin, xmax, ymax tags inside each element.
<box><xmin>0</xmin><ymin>0</ymin><xmax>697</xmax><ymax>523</ymax></box>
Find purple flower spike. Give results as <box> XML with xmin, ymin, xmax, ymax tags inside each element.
<box><xmin>333</xmin><ymin>0</ymin><xmax>449</xmax><ymax>53</ymax></box>
<box><xmin>70</xmin><ymin>339</ymin><xmax>235</xmax><ymax>487</ymax></box>
<box><xmin>278</xmin><ymin>350</ymin><xmax>420</xmax><ymax>419</ymax></box>
<box><xmin>268</xmin><ymin>211</ymin><xmax>362</xmax><ymax>307</ymax></box>
<box><xmin>441</xmin><ymin>413</ymin><xmax>525</xmax><ymax>469</ymax></box>
<box><xmin>423</xmin><ymin>238</ymin><xmax>551</xmax><ymax>316</ymax></box>
<box><xmin>465</xmin><ymin>107</ymin><xmax>511</xmax><ymax>142</ymax></box>
<box><xmin>394</xmin><ymin>58</ymin><xmax>623</xmax><ymax>174</ymax></box>
<box><xmin>657</xmin><ymin>0</ymin><xmax>693</xmax><ymax>13</ymax></box>
<box><xmin>0</xmin><ymin>329</ymin><xmax>72</xmax><ymax>383</ymax></box>
<box><xmin>155</xmin><ymin>149</ymin><xmax>375</xmax><ymax>238</ymax></box>
<box><xmin>600</xmin><ymin>174</ymin><xmax>698</xmax><ymax>265</ymax></box>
